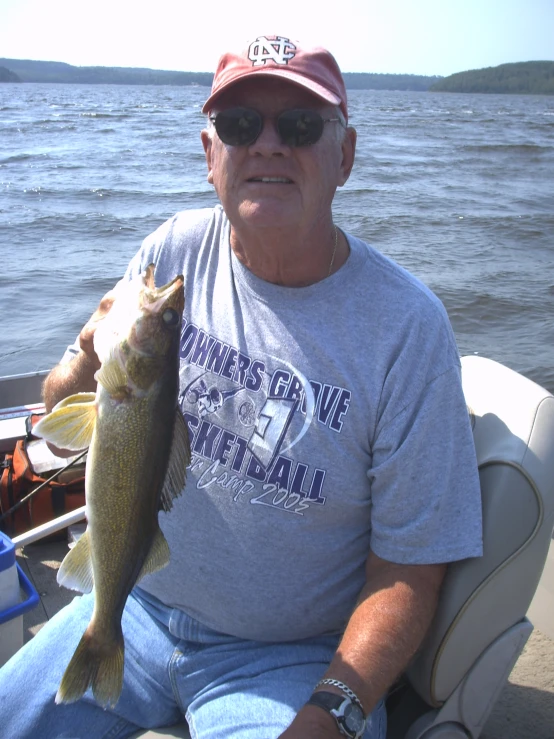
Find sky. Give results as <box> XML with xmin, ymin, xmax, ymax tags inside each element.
<box><xmin>0</xmin><ymin>0</ymin><xmax>553</xmax><ymax>77</ymax></box>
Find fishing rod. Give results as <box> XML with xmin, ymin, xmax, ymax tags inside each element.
<box><xmin>0</xmin><ymin>449</ymin><xmax>88</xmax><ymax>524</ymax></box>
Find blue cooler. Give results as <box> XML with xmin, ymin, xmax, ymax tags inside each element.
<box><xmin>0</xmin><ymin>530</ymin><xmax>39</xmax><ymax>665</ymax></box>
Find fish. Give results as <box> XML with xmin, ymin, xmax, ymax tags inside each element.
<box><xmin>33</xmin><ymin>264</ymin><xmax>190</xmax><ymax>708</ymax></box>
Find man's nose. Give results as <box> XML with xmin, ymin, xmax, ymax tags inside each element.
<box><xmin>248</xmin><ymin>118</ymin><xmax>290</xmax><ymax>156</ymax></box>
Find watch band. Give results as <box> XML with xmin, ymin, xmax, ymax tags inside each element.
<box><xmin>307</xmin><ymin>690</ymin><xmax>366</xmax><ymax>739</ymax></box>
<box><xmin>308</xmin><ymin>690</ymin><xmax>345</xmax><ymax>712</ymax></box>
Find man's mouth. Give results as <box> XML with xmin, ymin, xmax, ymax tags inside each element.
<box><xmin>247</xmin><ymin>177</ymin><xmax>293</xmax><ymax>184</ymax></box>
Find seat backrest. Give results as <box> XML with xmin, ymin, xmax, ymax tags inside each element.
<box><xmin>406</xmin><ymin>355</ymin><xmax>554</xmax><ymax>706</ymax></box>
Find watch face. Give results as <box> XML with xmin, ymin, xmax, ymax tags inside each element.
<box><xmin>344</xmin><ymin>702</ymin><xmax>365</xmax><ymax>734</ymax></box>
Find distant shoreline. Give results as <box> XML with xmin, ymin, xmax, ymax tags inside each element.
<box><xmin>429</xmin><ymin>61</ymin><xmax>554</xmax><ymax>95</ymax></box>
<box><xmin>1</xmin><ymin>58</ymin><xmax>553</xmax><ymax>95</ymax></box>
<box><xmin>0</xmin><ymin>58</ymin><xmax>440</xmax><ymax>92</ymax></box>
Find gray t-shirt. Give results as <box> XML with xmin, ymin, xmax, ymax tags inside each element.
<box><xmin>74</xmin><ymin>205</ymin><xmax>483</xmax><ymax>641</ymax></box>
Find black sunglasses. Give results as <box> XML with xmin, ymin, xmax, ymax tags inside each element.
<box><xmin>209</xmin><ymin>107</ymin><xmax>344</xmax><ymax>148</ymax></box>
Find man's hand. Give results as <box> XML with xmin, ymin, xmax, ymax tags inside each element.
<box><xmin>43</xmin><ymin>289</ymin><xmax>117</xmax><ymax>409</ymax></box>
<box><xmin>77</xmin><ymin>290</ymin><xmax>117</xmax><ymax>371</ymax></box>
<box><xmin>41</xmin><ymin>289</ymin><xmax>117</xmax><ymax>456</ymax></box>
<box><xmin>278</xmin><ymin>704</ymin><xmax>341</xmax><ymax>738</ymax></box>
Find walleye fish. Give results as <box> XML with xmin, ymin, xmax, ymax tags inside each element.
<box><xmin>34</xmin><ymin>265</ymin><xmax>190</xmax><ymax>709</ymax></box>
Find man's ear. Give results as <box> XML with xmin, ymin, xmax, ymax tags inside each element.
<box><xmin>201</xmin><ymin>130</ymin><xmax>214</xmax><ymax>185</ymax></box>
<box><xmin>338</xmin><ymin>126</ymin><xmax>357</xmax><ymax>187</ymax></box>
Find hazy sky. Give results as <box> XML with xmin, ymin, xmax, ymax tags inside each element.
<box><xmin>1</xmin><ymin>0</ymin><xmax>552</xmax><ymax>77</ymax></box>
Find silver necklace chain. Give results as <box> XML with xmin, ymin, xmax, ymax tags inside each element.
<box><xmin>328</xmin><ymin>225</ymin><xmax>338</xmax><ymax>277</ymax></box>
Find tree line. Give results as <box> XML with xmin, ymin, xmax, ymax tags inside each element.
<box><xmin>3</xmin><ymin>58</ymin><xmax>553</xmax><ymax>95</ymax></box>
<box><xmin>0</xmin><ymin>58</ymin><xmax>441</xmax><ymax>91</ymax></box>
<box><xmin>430</xmin><ymin>61</ymin><xmax>554</xmax><ymax>95</ymax></box>
<box><xmin>0</xmin><ymin>66</ymin><xmax>20</xmax><ymax>82</ymax></box>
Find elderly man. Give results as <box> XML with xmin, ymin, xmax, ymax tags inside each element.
<box><xmin>1</xmin><ymin>35</ymin><xmax>482</xmax><ymax>739</ymax></box>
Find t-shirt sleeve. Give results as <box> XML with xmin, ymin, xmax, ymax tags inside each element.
<box><xmin>368</xmin><ymin>363</ymin><xmax>483</xmax><ymax>565</ymax></box>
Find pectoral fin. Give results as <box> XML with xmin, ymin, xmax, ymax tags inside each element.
<box><xmin>95</xmin><ymin>353</ymin><xmax>128</xmax><ymax>397</ymax></box>
<box><xmin>159</xmin><ymin>410</ymin><xmax>191</xmax><ymax>513</ymax></box>
<box><xmin>34</xmin><ymin>397</ymin><xmax>97</xmax><ymax>451</ymax></box>
<box><xmin>136</xmin><ymin>527</ymin><xmax>170</xmax><ymax>582</ymax></box>
<box><xmin>57</xmin><ymin>530</ymin><xmax>94</xmax><ymax>593</ymax></box>
<box><xmin>53</xmin><ymin>392</ymin><xmax>97</xmax><ymax>409</ymax></box>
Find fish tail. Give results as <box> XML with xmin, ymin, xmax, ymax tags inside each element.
<box><xmin>55</xmin><ymin>624</ymin><xmax>124</xmax><ymax>709</ymax></box>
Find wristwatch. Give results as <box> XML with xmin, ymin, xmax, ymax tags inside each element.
<box><xmin>307</xmin><ymin>690</ymin><xmax>366</xmax><ymax>739</ymax></box>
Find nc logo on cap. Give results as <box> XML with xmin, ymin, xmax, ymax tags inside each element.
<box><xmin>248</xmin><ymin>36</ymin><xmax>297</xmax><ymax>67</ymax></box>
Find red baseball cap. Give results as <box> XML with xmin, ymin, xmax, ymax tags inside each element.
<box><xmin>202</xmin><ymin>35</ymin><xmax>348</xmax><ymax>122</ymax></box>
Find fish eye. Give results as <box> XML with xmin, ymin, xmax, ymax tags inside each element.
<box><xmin>162</xmin><ymin>308</ymin><xmax>180</xmax><ymax>327</ymax></box>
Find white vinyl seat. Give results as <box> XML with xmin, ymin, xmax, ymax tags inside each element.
<box><xmin>132</xmin><ymin>356</ymin><xmax>554</xmax><ymax>739</ymax></box>
<box><xmin>392</xmin><ymin>355</ymin><xmax>554</xmax><ymax>738</ymax></box>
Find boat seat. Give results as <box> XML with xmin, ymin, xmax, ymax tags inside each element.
<box><xmin>131</xmin><ymin>355</ymin><xmax>554</xmax><ymax>739</ymax></box>
<box><xmin>398</xmin><ymin>355</ymin><xmax>554</xmax><ymax>738</ymax></box>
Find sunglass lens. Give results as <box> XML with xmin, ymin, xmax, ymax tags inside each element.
<box><xmin>214</xmin><ymin>108</ymin><xmax>262</xmax><ymax>146</ymax></box>
<box><xmin>278</xmin><ymin>110</ymin><xmax>325</xmax><ymax>147</ymax></box>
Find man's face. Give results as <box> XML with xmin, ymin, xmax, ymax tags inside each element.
<box><xmin>201</xmin><ymin>77</ymin><xmax>356</xmax><ymax>232</ymax></box>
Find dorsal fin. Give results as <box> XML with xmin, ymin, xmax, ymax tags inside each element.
<box><xmin>159</xmin><ymin>410</ymin><xmax>190</xmax><ymax>513</ymax></box>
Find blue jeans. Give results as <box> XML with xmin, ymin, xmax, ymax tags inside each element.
<box><xmin>0</xmin><ymin>588</ymin><xmax>386</xmax><ymax>738</ymax></box>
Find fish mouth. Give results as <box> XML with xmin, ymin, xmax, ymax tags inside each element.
<box><xmin>141</xmin><ymin>266</ymin><xmax>184</xmax><ymax>314</ymax></box>
<box><xmin>142</xmin><ymin>265</ymin><xmax>183</xmax><ymax>294</ymax></box>
<box><xmin>125</xmin><ymin>269</ymin><xmax>184</xmax><ymax>361</ymax></box>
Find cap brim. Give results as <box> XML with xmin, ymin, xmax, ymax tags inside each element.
<box><xmin>201</xmin><ymin>68</ymin><xmax>342</xmax><ymax>114</ymax></box>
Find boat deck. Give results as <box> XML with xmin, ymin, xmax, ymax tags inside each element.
<box><xmin>15</xmin><ymin>536</ymin><xmax>554</xmax><ymax>739</ymax></box>
<box><xmin>17</xmin><ymin>538</ymin><xmax>74</xmax><ymax>638</ymax></box>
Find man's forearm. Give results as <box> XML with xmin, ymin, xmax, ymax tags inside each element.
<box><xmin>318</xmin><ymin>556</ymin><xmax>446</xmax><ymax>715</ymax></box>
<box><xmin>279</xmin><ymin>555</ymin><xmax>446</xmax><ymax>738</ymax></box>
<box><xmin>42</xmin><ymin>350</ymin><xmax>99</xmax><ymax>412</ymax></box>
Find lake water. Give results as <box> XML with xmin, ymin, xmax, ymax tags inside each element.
<box><xmin>1</xmin><ymin>84</ymin><xmax>553</xmax><ymax>393</ymax></box>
